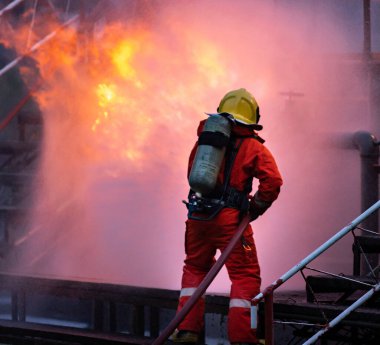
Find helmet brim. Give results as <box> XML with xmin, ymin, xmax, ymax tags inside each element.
<box><xmin>205</xmin><ymin>112</ymin><xmax>263</xmax><ymax>131</ymax></box>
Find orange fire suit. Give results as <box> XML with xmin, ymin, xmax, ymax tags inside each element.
<box><xmin>176</xmin><ymin>120</ymin><xmax>283</xmax><ymax>343</ymax></box>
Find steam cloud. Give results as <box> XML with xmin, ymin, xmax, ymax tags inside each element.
<box><xmin>6</xmin><ymin>0</ymin><xmax>373</xmax><ymax>291</ymax></box>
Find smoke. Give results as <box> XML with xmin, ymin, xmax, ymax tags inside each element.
<box><xmin>4</xmin><ymin>0</ymin><xmax>373</xmax><ymax>292</ymax></box>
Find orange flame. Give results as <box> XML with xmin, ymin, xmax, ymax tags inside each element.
<box><xmin>92</xmin><ymin>83</ymin><xmax>116</xmax><ymax>132</ymax></box>
<box><xmin>0</xmin><ymin>11</ymin><xmax>234</xmax><ymax>172</ymax></box>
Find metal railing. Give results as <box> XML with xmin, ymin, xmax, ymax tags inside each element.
<box><xmin>251</xmin><ymin>199</ymin><xmax>380</xmax><ymax>345</ymax></box>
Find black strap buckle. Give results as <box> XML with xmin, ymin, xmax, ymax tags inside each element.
<box><xmin>185</xmin><ymin>193</ymin><xmax>224</xmax><ymax>221</ymax></box>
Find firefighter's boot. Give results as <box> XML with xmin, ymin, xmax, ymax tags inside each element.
<box><xmin>171</xmin><ymin>329</ymin><xmax>198</xmax><ymax>344</ymax></box>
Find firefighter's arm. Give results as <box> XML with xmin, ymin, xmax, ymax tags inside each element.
<box><xmin>250</xmin><ymin>145</ymin><xmax>283</xmax><ymax>221</ymax></box>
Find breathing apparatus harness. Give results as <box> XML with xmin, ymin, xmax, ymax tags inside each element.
<box><xmin>184</xmin><ymin>134</ymin><xmax>263</xmax><ymax>221</ymax></box>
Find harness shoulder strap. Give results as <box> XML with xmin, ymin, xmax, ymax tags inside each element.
<box><xmin>222</xmin><ymin>137</ymin><xmax>243</xmax><ymax>195</ymax></box>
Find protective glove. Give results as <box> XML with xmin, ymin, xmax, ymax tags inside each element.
<box><xmin>249</xmin><ymin>206</ymin><xmax>263</xmax><ymax>222</ymax></box>
<box><xmin>249</xmin><ymin>193</ymin><xmax>272</xmax><ymax>222</ymax></box>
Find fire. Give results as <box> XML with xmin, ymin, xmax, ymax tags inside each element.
<box><xmin>110</xmin><ymin>40</ymin><xmax>143</xmax><ymax>88</ymax></box>
<box><xmin>0</xmin><ymin>7</ymin><xmax>234</xmax><ymax>172</ymax></box>
<box><xmin>92</xmin><ymin>83</ymin><xmax>116</xmax><ymax>132</ymax></box>
<box><xmin>97</xmin><ymin>84</ymin><xmax>116</xmax><ymax>107</ymax></box>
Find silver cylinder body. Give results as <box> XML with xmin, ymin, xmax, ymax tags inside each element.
<box><xmin>188</xmin><ymin>115</ymin><xmax>232</xmax><ymax>195</ymax></box>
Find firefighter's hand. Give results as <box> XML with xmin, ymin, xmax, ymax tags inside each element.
<box><xmin>249</xmin><ymin>193</ymin><xmax>272</xmax><ymax>222</ymax></box>
<box><xmin>249</xmin><ymin>207</ymin><xmax>262</xmax><ymax>222</ymax></box>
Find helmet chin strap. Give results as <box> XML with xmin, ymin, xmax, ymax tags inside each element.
<box><xmin>256</xmin><ymin>106</ymin><xmax>261</xmax><ymax>124</ymax></box>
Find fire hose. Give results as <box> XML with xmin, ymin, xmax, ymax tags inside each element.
<box><xmin>152</xmin><ymin>213</ymin><xmax>251</xmax><ymax>345</ymax></box>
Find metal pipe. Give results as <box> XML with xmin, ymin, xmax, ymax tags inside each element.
<box><xmin>353</xmin><ymin>131</ymin><xmax>379</xmax><ymax>273</ymax></box>
<box><xmin>0</xmin><ymin>14</ymin><xmax>79</xmax><ymax>77</ymax></box>
<box><xmin>252</xmin><ymin>200</ymin><xmax>380</xmax><ymax>305</ymax></box>
<box><xmin>0</xmin><ymin>0</ymin><xmax>24</xmax><ymax>17</ymax></box>
<box><xmin>302</xmin><ymin>282</ymin><xmax>380</xmax><ymax>345</ymax></box>
<box><xmin>152</xmin><ymin>214</ymin><xmax>251</xmax><ymax>345</ymax></box>
<box><xmin>353</xmin><ymin>131</ymin><xmax>379</xmax><ymax>222</ymax></box>
<box><xmin>264</xmin><ymin>292</ymin><xmax>274</xmax><ymax>345</ymax></box>
<box><xmin>363</xmin><ymin>0</ymin><xmax>371</xmax><ymax>59</ymax></box>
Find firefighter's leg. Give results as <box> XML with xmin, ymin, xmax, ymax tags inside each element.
<box><xmin>223</xmin><ymin>224</ymin><xmax>261</xmax><ymax>344</ymax></box>
<box><xmin>176</xmin><ymin>219</ymin><xmax>217</xmax><ymax>334</ymax></box>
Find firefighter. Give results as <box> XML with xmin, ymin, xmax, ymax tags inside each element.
<box><xmin>172</xmin><ymin>88</ymin><xmax>283</xmax><ymax>345</ymax></box>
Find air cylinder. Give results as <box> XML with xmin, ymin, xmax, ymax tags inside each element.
<box><xmin>188</xmin><ymin>115</ymin><xmax>232</xmax><ymax>195</ymax></box>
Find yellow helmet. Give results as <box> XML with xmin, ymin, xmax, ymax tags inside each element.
<box><xmin>217</xmin><ymin>88</ymin><xmax>262</xmax><ymax>128</ymax></box>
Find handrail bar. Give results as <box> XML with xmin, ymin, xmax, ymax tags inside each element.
<box><xmin>252</xmin><ymin>200</ymin><xmax>380</xmax><ymax>304</ymax></box>
<box><xmin>302</xmin><ymin>282</ymin><xmax>380</xmax><ymax>345</ymax></box>
<box><xmin>251</xmin><ymin>199</ymin><xmax>380</xmax><ymax>345</ymax></box>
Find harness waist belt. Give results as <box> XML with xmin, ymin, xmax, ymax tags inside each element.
<box><xmin>187</xmin><ymin>186</ymin><xmax>249</xmax><ymax>214</ymax></box>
